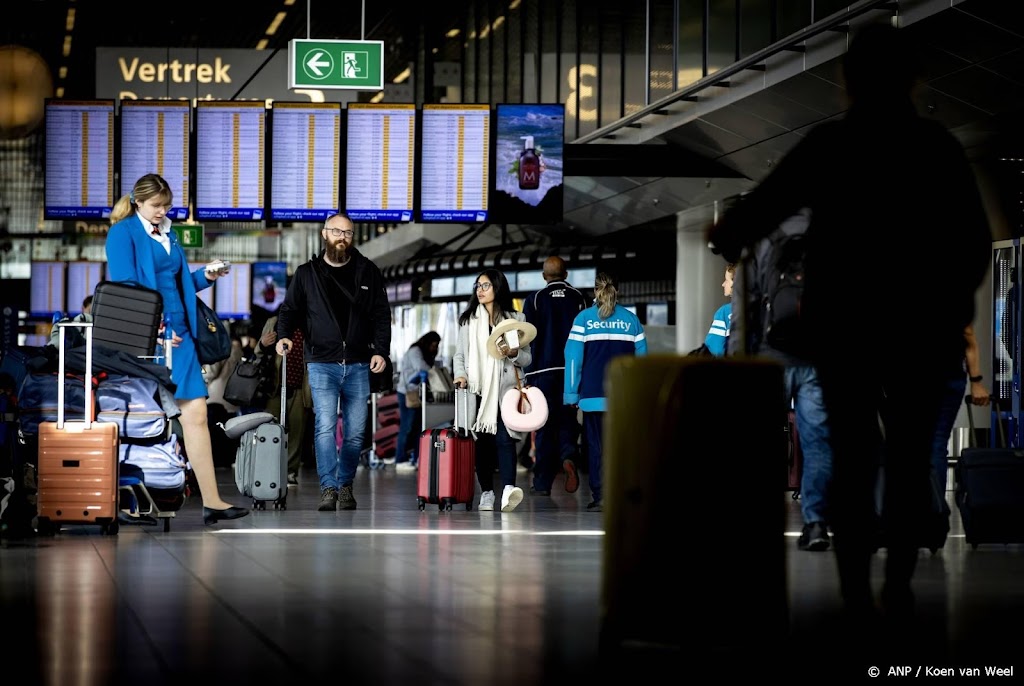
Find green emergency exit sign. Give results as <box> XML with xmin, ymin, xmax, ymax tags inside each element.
<box><xmin>172</xmin><ymin>224</ymin><xmax>204</xmax><ymax>248</ymax></box>
<box><xmin>288</xmin><ymin>39</ymin><xmax>384</xmax><ymax>91</ymax></box>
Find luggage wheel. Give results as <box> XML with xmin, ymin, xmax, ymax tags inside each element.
<box><xmin>36</xmin><ymin>517</ymin><xmax>55</xmax><ymax>536</ymax></box>
<box><xmin>465</xmin><ymin>502</ymin><xmax>472</xmax><ymax>511</ymax></box>
<box><xmin>274</xmin><ymin>499</ymin><xmax>287</xmax><ymax>510</ymax></box>
<box><xmin>101</xmin><ymin>520</ymin><xmax>119</xmax><ymax>536</ymax></box>
<box><xmin>417</xmin><ymin>497</ymin><xmax>426</xmax><ymax>511</ymax></box>
<box><xmin>253</xmin><ymin>500</ymin><xmax>266</xmax><ymax>511</ymax></box>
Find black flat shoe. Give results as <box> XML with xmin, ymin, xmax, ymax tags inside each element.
<box><xmin>203</xmin><ymin>506</ymin><xmax>250</xmax><ymax>526</ymax></box>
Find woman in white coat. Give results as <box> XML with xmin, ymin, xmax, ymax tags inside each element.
<box><xmin>453</xmin><ymin>269</ymin><xmax>533</xmax><ymax>512</ymax></box>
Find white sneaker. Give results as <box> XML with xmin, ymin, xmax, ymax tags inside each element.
<box><xmin>382</xmin><ymin>457</ymin><xmax>396</xmax><ymax>466</ymax></box>
<box><xmin>395</xmin><ymin>461</ymin><xmax>417</xmax><ymax>472</ymax></box>
<box><xmin>501</xmin><ymin>485</ymin><xmax>524</xmax><ymax>512</ymax></box>
<box><xmin>479</xmin><ymin>490</ymin><xmax>495</xmax><ymax>511</ymax></box>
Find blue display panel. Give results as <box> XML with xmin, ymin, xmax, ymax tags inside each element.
<box><xmin>269</xmin><ymin>102</ymin><xmax>341</xmax><ymax>221</ymax></box>
<box><xmin>189</xmin><ymin>263</ymin><xmax>215</xmax><ymax>309</ymax></box>
<box><xmin>214</xmin><ymin>262</ymin><xmax>252</xmax><ymax>319</ymax></box>
<box><xmin>418</xmin><ymin>104</ymin><xmax>490</xmax><ymax>223</ymax></box>
<box><xmin>195</xmin><ymin>102</ymin><xmax>265</xmax><ymax>221</ymax></box>
<box><xmin>44</xmin><ymin>99</ymin><xmax>115</xmax><ymax>220</ymax></box>
<box><xmin>491</xmin><ymin>103</ymin><xmax>565</xmax><ymax>224</ymax></box>
<box><xmin>345</xmin><ymin>103</ymin><xmax>415</xmax><ymax>222</ymax></box>
<box><xmin>67</xmin><ymin>262</ymin><xmax>105</xmax><ymax>315</ymax></box>
<box><xmin>119</xmin><ymin>99</ymin><xmax>191</xmax><ymax>221</ymax></box>
<box><xmin>30</xmin><ymin>262</ymin><xmax>66</xmax><ymax>319</ymax></box>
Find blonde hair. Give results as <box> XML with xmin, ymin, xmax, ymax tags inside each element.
<box><xmin>594</xmin><ymin>272</ymin><xmax>618</xmax><ymax>319</ymax></box>
<box><xmin>109</xmin><ymin>173</ymin><xmax>172</xmax><ymax>224</ymax></box>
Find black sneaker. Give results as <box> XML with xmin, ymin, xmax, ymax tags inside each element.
<box><xmin>336</xmin><ymin>484</ymin><xmax>357</xmax><ymax>510</ymax></box>
<box><xmin>798</xmin><ymin>521</ymin><xmax>830</xmax><ymax>551</ymax></box>
<box><xmin>529</xmin><ymin>486</ymin><xmax>551</xmax><ymax>496</ymax></box>
<box><xmin>318</xmin><ymin>487</ymin><xmax>338</xmax><ymax>511</ymax></box>
<box><xmin>586</xmin><ymin>500</ymin><xmax>603</xmax><ymax>512</ymax></box>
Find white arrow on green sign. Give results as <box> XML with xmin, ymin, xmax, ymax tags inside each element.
<box><xmin>288</xmin><ymin>39</ymin><xmax>384</xmax><ymax>91</ymax></box>
<box><xmin>172</xmin><ymin>224</ymin><xmax>204</xmax><ymax>248</ymax></box>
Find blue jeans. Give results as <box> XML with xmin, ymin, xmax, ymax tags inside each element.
<box><xmin>395</xmin><ymin>391</ymin><xmax>422</xmax><ymax>464</ymax></box>
<box><xmin>307</xmin><ymin>362</ymin><xmax>370</xmax><ymax>490</ymax></box>
<box><xmin>785</xmin><ymin>364</ymin><xmax>833</xmax><ymax>525</ymax></box>
<box><xmin>932</xmin><ymin>372</ymin><xmax>966</xmax><ymax>493</ymax></box>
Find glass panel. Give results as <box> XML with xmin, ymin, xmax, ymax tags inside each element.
<box><xmin>599</xmin><ymin>8</ymin><xmax>623</xmax><ymax>127</ymax></box>
<box><xmin>707</xmin><ymin>0</ymin><xmax>737</xmax><ymax>75</ymax></box>
<box><xmin>560</xmin><ymin>0</ymin><xmax>579</xmax><ymax>140</ymax></box>
<box><xmin>540</xmin><ymin>0</ymin><xmax>559</xmax><ymax>104</ymax></box>
<box><xmin>739</xmin><ymin>0</ymin><xmax>772</xmax><ymax>59</ymax></box>
<box><xmin>490</xmin><ymin>0</ymin><xmax>506</xmax><ymax>103</ymax></box>
<box><xmin>648</xmin><ymin>0</ymin><xmax>675</xmax><ymax>102</ymax></box>
<box><xmin>465</xmin><ymin>2</ymin><xmax>477</xmax><ymax>102</ymax></box>
<box><xmin>623</xmin><ymin>6</ymin><xmax>647</xmax><ymax>113</ymax></box>
<box><xmin>678</xmin><ymin>0</ymin><xmax>705</xmax><ymax>89</ymax></box>
<box><xmin>506</xmin><ymin>0</ymin><xmax>523</xmax><ymax>103</ymax></box>
<box><xmin>577</xmin><ymin>3</ymin><xmax>600</xmax><ymax>137</ymax></box>
<box><xmin>476</xmin><ymin>0</ymin><xmax>491</xmax><ymax>104</ymax></box>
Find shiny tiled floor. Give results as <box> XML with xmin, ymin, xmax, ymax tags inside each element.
<box><xmin>2</xmin><ymin>462</ymin><xmax>1023</xmax><ymax>683</ymax></box>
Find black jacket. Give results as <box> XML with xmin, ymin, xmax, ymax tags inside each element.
<box><xmin>276</xmin><ymin>248</ymin><xmax>391</xmax><ymax>364</ymax></box>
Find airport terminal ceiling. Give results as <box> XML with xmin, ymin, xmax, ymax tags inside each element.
<box><xmin>3</xmin><ymin>0</ymin><xmax>1022</xmax><ymax>239</ymax></box>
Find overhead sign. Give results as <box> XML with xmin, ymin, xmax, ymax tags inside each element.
<box><xmin>288</xmin><ymin>39</ymin><xmax>384</xmax><ymax>91</ymax></box>
<box><xmin>172</xmin><ymin>224</ymin><xmax>204</xmax><ymax>248</ymax></box>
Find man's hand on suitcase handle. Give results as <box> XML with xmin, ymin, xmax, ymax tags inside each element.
<box><xmin>276</xmin><ymin>338</ymin><xmax>292</xmax><ymax>356</ymax></box>
<box><xmin>454</xmin><ymin>377</ymin><xmax>467</xmax><ymax>389</ymax></box>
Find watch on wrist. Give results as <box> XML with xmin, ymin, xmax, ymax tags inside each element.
<box><xmin>969</xmin><ymin>374</ymin><xmax>983</xmax><ymax>383</ymax></box>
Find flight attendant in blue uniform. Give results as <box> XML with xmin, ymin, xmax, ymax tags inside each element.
<box><xmin>106</xmin><ymin>173</ymin><xmax>248</xmax><ymax>526</ymax></box>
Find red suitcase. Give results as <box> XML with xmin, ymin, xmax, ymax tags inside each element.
<box><xmin>36</xmin><ymin>322</ymin><xmax>121</xmax><ymax>535</ymax></box>
<box><xmin>417</xmin><ymin>388</ymin><xmax>475</xmax><ymax>511</ymax></box>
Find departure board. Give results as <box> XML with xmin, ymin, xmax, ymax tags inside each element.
<box><xmin>44</xmin><ymin>100</ymin><xmax>115</xmax><ymax>219</ymax></box>
<box><xmin>30</xmin><ymin>262</ymin><xmax>66</xmax><ymax>319</ymax></box>
<box><xmin>214</xmin><ymin>262</ymin><xmax>252</xmax><ymax>319</ymax></box>
<box><xmin>119</xmin><ymin>100</ymin><xmax>191</xmax><ymax>221</ymax></box>
<box><xmin>67</xmin><ymin>262</ymin><xmax>104</xmax><ymax>315</ymax></box>
<box><xmin>418</xmin><ymin>104</ymin><xmax>490</xmax><ymax>223</ymax></box>
<box><xmin>269</xmin><ymin>102</ymin><xmax>341</xmax><ymax>221</ymax></box>
<box><xmin>345</xmin><ymin>103</ymin><xmax>415</xmax><ymax>222</ymax></box>
<box><xmin>188</xmin><ymin>263</ymin><xmax>214</xmax><ymax>309</ymax></box>
<box><xmin>195</xmin><ymin>102</ymin><xmax>265</xmax><ymax>221</ymax></box>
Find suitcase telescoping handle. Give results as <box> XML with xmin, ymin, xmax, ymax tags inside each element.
<box><xmin>422</xmin><ymin>379</ymin><xmax>427</xmax><ymax>434</ymax></box>
<box><xmin>280</xmin><ymin>353</ymin><xmax>287</xmax><ymax>430</ymax></box>
<box><xmin>57</xmin><ymin>321</ymin><xmax>93</xmax><ymax>430</ymax></box>
<box><xmin>965</xmin><ymin>394</ymin><xmax>1007</xmax><ymax>450</ymax></box>
<box><xmin>454</xmin><ymin>385</ymin><xmax>470</xmax><ymax>437</ymax></box>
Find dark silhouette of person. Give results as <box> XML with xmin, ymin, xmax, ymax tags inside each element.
<box><xmin>708</xmin><ymin>23</ymin><xmax>990</xmax><ymax>628</ymax></box>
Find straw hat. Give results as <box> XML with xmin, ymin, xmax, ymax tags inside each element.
<box><xmin>486</xmin><ymin>319</ymin><xmax>537</xmax><ymax>360</ymax></box>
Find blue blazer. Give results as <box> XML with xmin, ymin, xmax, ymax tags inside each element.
<box><xmin>105</xmin><ymin>215</ymin><xmax>212</xmax><ymax>336</ymax></box>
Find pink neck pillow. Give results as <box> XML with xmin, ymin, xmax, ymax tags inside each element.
<box><xmin>501</xmin><ymin>385</ymin><xmax>549</xmax><ymax>433</ymax></box>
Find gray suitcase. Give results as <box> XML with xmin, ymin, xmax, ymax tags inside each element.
<box><xmin>232</xmin><ymin>356</ymin><xmax>288</xmax><ymax>510</ymax></box>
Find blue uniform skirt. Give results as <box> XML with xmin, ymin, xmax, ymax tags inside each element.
<box><xmin>163</xmin><ymin>311</ymin><xmax>208</xmax><ymax>401</ymax></box>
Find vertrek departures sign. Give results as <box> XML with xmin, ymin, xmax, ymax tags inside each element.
<box><xmin>95</xmin><ymin>48</ymin><xmax>362</xmax><ymax>104</ymax></box>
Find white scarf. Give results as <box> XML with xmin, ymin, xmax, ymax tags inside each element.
<box><xmin>467</xmin><ymin>304</ymin><xmax>501</xmax><ymax>434</ymax></box>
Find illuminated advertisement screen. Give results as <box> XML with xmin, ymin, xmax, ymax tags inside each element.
<box><xmin>491</xmin><ymin>103</ymin><xmax>564</xmax><ymax>224</ymax></box>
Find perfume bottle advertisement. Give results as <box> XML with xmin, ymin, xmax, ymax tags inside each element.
<box><xmin>492</xmin><ymin>104</ymin><xmax>564</xmax><ymax>224</ymax></box>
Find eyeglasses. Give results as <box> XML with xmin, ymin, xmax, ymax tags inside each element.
<box><xmin>326</xmin><ymin>228</ymin><xmax>354</xmax><ymax>238</ymax></box>
<box><xmin>473</xmin><ymin>282</ymin><xmax>493</xmax><ymax>292</ymax></box>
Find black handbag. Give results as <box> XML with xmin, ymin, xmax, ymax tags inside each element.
<box><xmin>193</xmin><ymin>297</ymin><xmax>232</xmax><ymax>365</ymax></box>
<box><xmin>223</xmin><ymin>357</ymin><xmax>274</xmax><ymax>407</ymax></box>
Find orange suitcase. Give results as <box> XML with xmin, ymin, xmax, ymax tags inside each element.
<box><xmin>36</xmin><ymin>322</ymin><xmax>120</xmax><ymax>536</ymax></box>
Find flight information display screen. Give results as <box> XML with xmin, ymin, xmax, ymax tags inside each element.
<box><xmin>269</xmin><ymin>102</ymin><xmax>341</xmax><ymax>221</ymax></box>
<box><xmin>418</xmin><ymin>104</ymin><xmax>490</xmax><ymax>223</ymax></box>
<box><xmin>195</xmin><ymin>102</ymin><xmax>265</xmax><ymax>221</ymax></box>
<box><xmin>344</xmin><ymin>103</ymin><xmax>415</xmax><ymax>222</ymax></box>
<box><xmin>67</xmin><ymin>262</ymin><xmax>105</xmax><ymax>315</ymax></box>
<box><xmin>214</xmin><ymin>262</ymin><xmax>252</xmax><ymax>319</ymax></box>
<box><xmin>44</xmin><ymin>100</ymin><xmax>115</xmax><ymax>219</ymax></box>
<box><xmin>119</xmin><ymin>99</ymin><xmax>191</xmax><ymax>221</ymax></box>
<box><xmin>30</xmin><ymin>261</ymin><xmax>66</xmax><ymax>319</ymax></box>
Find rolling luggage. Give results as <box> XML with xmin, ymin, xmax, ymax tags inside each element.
<box><xmin>91</xmin><ymin>280</ymin><xmax>164</xmax><ymax>358</ymax></box>
<box><xmin>233</xmin><ymin>356</ymin><xmax>288</xmax><ymax>510</ymax></box>
<box><xmin>956</xmin><ymin>397</ymin><xmax>1024</xmax><ymax>548</ymax></box>
<box><xmin>786</xmin><ymin>409</ymin><xmax>802</xmax><ymax>495</ymax></box>
<box><xmin>600</xmin><ymin>356</ymin><xmax>787</xmax><ymax>665</ymax></box>
<box><xmin>417</xmin><ymin>387</ymin><xmax>475</xmax><ymax>511</ymax></box>
<box><xmin>35</xmin><ymin>322</ymin><xmax>120</xmax><ymax>536</ymax></box>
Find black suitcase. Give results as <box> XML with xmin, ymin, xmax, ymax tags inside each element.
<box><xmin>91</xmin><ymin>281</ymin><xmax>164</xmax><ymax>358</ymax></box>
<box><xmin>956</xmin><ymin>397</ymin><xmax>1024</xmax><ymax>548</ymax></box>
